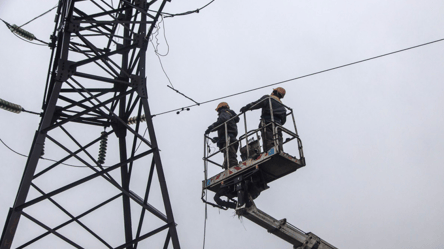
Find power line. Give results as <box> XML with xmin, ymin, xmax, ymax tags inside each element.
<box><xmin>0</xmin><ymin>138</ymin><xmax>28</xmax><ymax>158</ymax></box>
<box><xmin>152</xmin><ymin>37</ymin><xmax>444</xmax><ymax>117</ymax></box>
<box><xmin>18</xmin><ymin>5</ymin><xmax>58</xmax><ymax>29</ymax></box>
<box><xmin>11</xmin><ymin>32</ymin><xmax>48</xmax><ymax>46</ymax></box>
<box><xmin>161</xmin><ymin>0</ymin><xmax>216</xmax><ymax>18</ymax></box>
<box><xmin>0</xmin><ymin>137</ymin><xmax>112</xmax><ymax>168</ymax></box>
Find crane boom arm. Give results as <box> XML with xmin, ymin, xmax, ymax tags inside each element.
<box><xmin>236</xmin><ymin>202</ymin><xmax>337</xmax><ymax>249</ymax></box>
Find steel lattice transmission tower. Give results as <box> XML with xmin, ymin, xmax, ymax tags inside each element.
<box><xmin>0</xmin><ymin>0</ymin><xmax>180</xmax><ymax>248</ymax></box>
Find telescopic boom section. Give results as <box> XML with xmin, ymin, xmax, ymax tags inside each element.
<box><xmin>236</xmin><ymin>202</ymin><xmax>337</xmax><ymax>249</ymax></box>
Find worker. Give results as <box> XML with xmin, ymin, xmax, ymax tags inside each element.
<box><xmin>205</xmin><ymin>102</ymin><xmax>240</xmax><ymax>169</ymax></box>
<box><xmin>239</xmin><ymin>87</ymin><xmax>287</xmax><ymax>152</ymax></box>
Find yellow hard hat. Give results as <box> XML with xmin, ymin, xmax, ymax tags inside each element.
<box><xmin>215</xmin><ymin>102</ymin><xmax>229</xmax><ymax>111</ymax></box>
<box><xmin>273</xmin><ymin>87</ymin><xmax>286</xmax><ymax>98</ymax></box>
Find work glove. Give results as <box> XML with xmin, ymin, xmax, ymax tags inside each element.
<box><xmin>240</xmin><ymin>106</ymin><xmax>248</xmax><ymax>113</ymax></box>
<box><xmin>205</xmin><ymin>127</ymin><xmax>212</xmax><ymax>135</ymax></box>
<box><xmin>211</xmin><ymin>137</ymin><xmax>219</xmax><ymax>143</ymax></box>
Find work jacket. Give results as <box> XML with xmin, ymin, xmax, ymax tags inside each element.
<box><xmin>245</xmin><ymin>95</ymin><xmax>287</xmax><ymax>125</ymax></box>
<box><xmin>207</xmin><ymin>107</ymin><xmax>239</xmax><ymax>147</ymax></box>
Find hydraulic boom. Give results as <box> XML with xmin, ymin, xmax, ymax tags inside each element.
<box><xmin>236</xmin><ymin>201</ymin><xmax>337</xmax><ymax>249</ymax></box>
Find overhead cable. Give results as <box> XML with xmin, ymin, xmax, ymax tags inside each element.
<box><xmin>161</xmin><ymin>0</ymin><xmax>216</xmax><ymax>18</ymax></box>
<box><xmin>0</xmin><ymin>138</ymin><xmax>28</xmax><ymax>158</ymax></box>
<box><xmin>10</xmin><ymin>31</ymin><xmax>48</xmax><ymax>46</ymax></box>
<box><xmin>17</xmin><ymin>5</ymin><xmax>58</xmax><ymax>29</ymax></box>
<box><xmin>152</xmin><ymin>37</ymin><xmax>444</xmax><ymax>117</ymax></box>
<box><xmin>0</xmin><ymin>137</ymin><xmax>113</xmax><ymax>168</ymax></box>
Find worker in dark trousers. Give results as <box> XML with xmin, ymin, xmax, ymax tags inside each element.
<box><xmin>240</xmin><ymin>87</ymin><xmax>287</xmax><ymax>152</ymax></box>
<box><xmin>205</xmin><ymin>102</ymin><xmax>240</xmax><ymax>169</ymax></box>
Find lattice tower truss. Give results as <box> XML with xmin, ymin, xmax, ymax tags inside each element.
<box><xmin>0</xmin><ymin>0</ymin><xmax>180</xmax><ymax>248</ymax></box>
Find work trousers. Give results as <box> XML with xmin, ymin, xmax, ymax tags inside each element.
<box><xmin>261</xmin><ymin>122</ymin><xmax>283</xmax><ymax>153</ymax></box>
<box><xmin>220</xmin><ymin>140</ymin><xmax>239</xmax><ymax>169</ymax></box>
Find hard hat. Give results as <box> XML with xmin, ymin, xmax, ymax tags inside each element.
<box><xmin>273</xmin><ymin>87</ymin><xmax>286</xmax><ymax>98</ymax></box>
<box><xmin>215</xmin><ymin>102</ymin><xmax>229</xmax><ymax>111</ymax></box>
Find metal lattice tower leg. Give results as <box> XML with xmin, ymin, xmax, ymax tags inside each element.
<box><xmin>0</xmin><ymin>0</ymin><xmax>180</xmax><ymax>248</ymax></box>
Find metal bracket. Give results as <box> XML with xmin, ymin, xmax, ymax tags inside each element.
<box><xmin>56</xmin><ymin>60</ymin><xmax>76</xmax><ymax>82</ymax></box>
<box><xmin>267</xmin><ymin>218</ymin><xmax>287</xmax><ymax>233</ymax></box>
<box><xmin>110</xmin><ymin>116</ymin><xmax>127</xmax><ymax>139</ymax></box>
<box><xmin>131</xmin><ymin>75</ymin><xmax>147</xmax><ymax>99</ymax></box>
<box><xmin>67</xmin><ymin>23</ymin><xmax>80</xmax><ymax>33</ymax></box>
<box><xmin>134</xmin><ymin>0</ymin><xmax>147</xmax><ymax>8</ymax></box>
<box><xmin>115</xmin><ymin>44</ymin><xmax>124</xmax><ymax>54</ymax></box>
<box><xmin>298</xmin><ymin>233</ymin><xmax>321</xmax><ymax>249</ymax></box>
<box><xmin>133</xmin><ymin>33</ymin><xmax>146</xmax><ymax>48</ymax></box>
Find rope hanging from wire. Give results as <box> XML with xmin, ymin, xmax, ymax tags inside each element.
<box><xmin>149</xmin><ymin>15</ymin><xmax>200</xmax><ymax>106</ymax></box>
<box><xmin>152</xmin><ymin>37</ymin><xmax>444</xmax><ymax>117</ymax></box>
<box><xmin>150</xmin><ymin>14</ymin><xmax>174</xmax><ymax>88</ymax></box>
<box><xmin>202</xmin><ymin>189</ymin><xmax>208</xmax><ymax>249</ymax></box>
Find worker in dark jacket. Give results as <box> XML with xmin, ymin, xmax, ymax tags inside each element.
<box><xmin>205</xmin><ymin>102</ymin><xmax>240</xmax><ymax>169</ymax></box>
<box><xmin>240</xmin><ymin>87</ymin><xmax>287</xmax><ymax>152</ymax></box>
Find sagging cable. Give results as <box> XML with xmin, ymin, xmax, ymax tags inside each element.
<box><xmin>0</xmin><ymin>97</ymin><xmax>40</xmax><ymax>115</ymax></box>
<box><xmin>0</xmin><ymin>137</ymin><xmax>112</xmax><ymax>168</ymax></box>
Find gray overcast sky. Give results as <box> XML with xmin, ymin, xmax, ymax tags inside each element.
<box><xmin>1</xmin><ymin>0</ymin><xmax>444</xmax><ymax>248</ymax></box>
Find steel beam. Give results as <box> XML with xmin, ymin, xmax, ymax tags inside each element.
<box><xmin>0</xmin><ymin>0</ymin><xmax>180</xmax><ymax>248</ymax></box>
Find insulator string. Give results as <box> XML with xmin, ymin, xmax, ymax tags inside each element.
<box><xmin>127</xmin><ymin>114</ymin><xmax>147</xmax><ymax>125</ymax></box>
<box><xmin>0</xmin><ymin>98</ymin><xmax>23</xmax><ymax>114</ymax></box>
<box><xmin>0</xmin><ymin>97</ymin><xmax>40</xmax><ymax>115</ymax></box>
<box><xmin>97</xmin><ymin>131</ymin><xmax>108</xmax><ymax>165</ymax></box>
